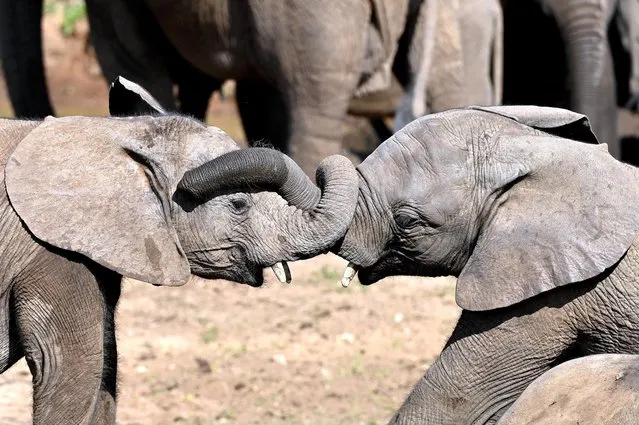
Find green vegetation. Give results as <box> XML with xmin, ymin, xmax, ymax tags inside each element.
<box><xmin>200</xmin><ymin>326</ymin><xmax>219</xmax><ymax>344</ymax></box>
<box><xmin>44</xmin><ymin>0</ymin><xmax>88</xmax><ymax>37</ymax></box>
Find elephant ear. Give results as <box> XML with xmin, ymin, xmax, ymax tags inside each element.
<box><xmin>456</xmin><ymin>133</ymin><xmax>639</xmax><ymax>311</ymax></box>
<box><xmin>468</xmin><ymin>105</ymin><xmax>600</xmax><ymax>145</ymax></box>
<box><xmin>5</xmin><ymin>115</ymin><xmax>190</xmax><ymax>286</ymax></box>
<box><xmin>109</xmin><ymin>76</ymin><xmax>166</xmax><ymax>116</ymax></box>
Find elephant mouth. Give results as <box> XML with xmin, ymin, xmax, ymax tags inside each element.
<box><xmin>186</xmin><ymin>250</ymin><xmax>266</xmax><ymax>287</ymax></box>
<box><xmin>338</xmin><ymin>261</ymin><xmax>389</xmax><ymax>287</ymax></box>
<box><xmin>186</xmin><ymin>251</ymin><xmax>292</xmax><ymax>287</ymax></box>
<box><xmin>339</xmin><ymin>254</ymin><xmax>424</xmax><ymax>287</ymax></box>
<box><xmin>191</xmin><ymin>262</ymin><xmax>266</xmax><ymax>287</ymax></box>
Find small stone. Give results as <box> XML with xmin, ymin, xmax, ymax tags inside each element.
<box><xmin>195</xmin><ymin>357</ymin><xmax>212</xmax><ymax>374</ymax></box>
<box><xmin>338</xmin><ymin>332</ymin><xmax>355</xmax><ymax>344</ymax></box>
<box><xmin>272</xmin><ymin>354</ymin><xmax>287</xmax><ymax>366</ymax></box>
<box><xmin>394</xmin><ymin>313</ymin><xmax>404</xmax><ymax>323</ymax></box>
<box><xmin>135</xmin><ymin>364</ymin><xmax>147</xmax><ymax>374</ymax></box>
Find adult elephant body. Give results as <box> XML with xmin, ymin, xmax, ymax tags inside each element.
<box><xmin>0</xmin><ymin>0</ymin><xmax>418</xmax><ymax>175</ymax></box>
<box><xmin>202</xmin><ymin>105</ymin><xmax>639</xmax><ymax>424</ymax></box>
<box><xmin>501</xmin><ymin>0</ymin><xmax>639</xmax><ymax>161</ymax></box>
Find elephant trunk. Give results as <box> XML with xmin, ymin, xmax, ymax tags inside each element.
<box><xmin>557</xmin><ymin>1</ymin><xmax>608</xmax><ymax>119</ymax></box>
<box><xmin>0</xmin><ymin>0</ymin><xmax>54</xmax><ymax>118</ymax></box>
<box><xmin>177</xmin><ymin>148</ymin><xmax>359</xmax><ymax>258</ymax></box>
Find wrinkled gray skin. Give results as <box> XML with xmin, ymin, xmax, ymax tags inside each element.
<box><xmin>212</xmin><ymin>105</ymin><xmax>639</xmax><ymax>424</ymax></box>
<box><xmin>0</xmin><ymin>0</ymin><xmax>439</xmax><ymax>176</ymax></box>
<box><xmin>0</xmin><ymin>78</ymin><xmax>358</xmax><ymax>424</ymax></box>
<box><xmin>496</xmin><ymin>354</ymin><xmax>639</xmax><ymax>425</ymax></box>
<box><xmin>501</xmin><ymin>0</ymin><xmax>639</xmax><ymax>161</ymax></box>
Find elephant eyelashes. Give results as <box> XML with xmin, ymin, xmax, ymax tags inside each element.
<box><xmin>393</xmin><ymin>206</ymin><xmax>422</xmax><ymax>231</ymax></box>
<box><xmin>395</xmin><ymin>213</ymin><xmax>419</xmax><ymax>230</ymax></box>
<box><xmin>229</xmin><ymin>197</ymin><xmax>250</xmax><ymax>215</ymax></box>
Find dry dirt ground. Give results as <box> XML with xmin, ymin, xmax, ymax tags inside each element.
<box><xmin>0</xmin><ymin>11</ymin><xmax>461</xmax><ymax>425</ymax></box>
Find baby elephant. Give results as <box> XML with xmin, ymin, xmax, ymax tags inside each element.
<box><xmin>497</xmin><ymin>354</ymin><xmax>639</xmax><ymax>425</ymax></box>
<box><xmin>0</xmin><ymin>77</ymin><xmax>357</xmax><ymax>424</ymax></box>
<box><xmin>199</xmin><ymin>105</ymin><xmax>639</xmax><ymax>424</ymax></box>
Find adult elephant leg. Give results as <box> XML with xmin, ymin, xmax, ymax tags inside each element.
<box><xmin>554</xmin><ymin>0</ymin><xmax>618</xmax><ymax>156</ymax></box>
<box><xmin>85</xmin><ymin>0</ymin><xmax>176</xmax><ymax>111</ymax></box>
<box><xmin>235</xmin><ymin>80</ymin><xmax>289</xmax><ymax>152</ymax></box>
<box><xmin>13</xmin><ymin>251</ymin><xmax>120</xmax><ymax>425</ymax></box>
<box><xmin>166</xmin><ymin>36</ymin><xmax>221</xmax><ymax>122</ymax></box>
<box><xmin>387</xmin><ymin>288</ymin><xmax>582</xmax><ymax>425</ymax></box>
<box><xmin>0</xmin><ymin>0</ymin><xmax>54</xmax><ymax>118</ymax></box>
<box><xmin>176</xmin><ymin>74</ymin><xmax>220</xmax><ymax>122</ymax></box>
<box><xmin>270</xmin><ymin>4</ymin><xmax>368</xmax><ymax>176</ymax></box>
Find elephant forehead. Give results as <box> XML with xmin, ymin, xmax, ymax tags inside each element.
<box><xmin>181</xmin><ymin>126</ymin><xmax>240</xmax><ymax>167</ymax></box>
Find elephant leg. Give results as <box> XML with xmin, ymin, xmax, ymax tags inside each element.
<box><xmin>235</xmin><ymin>80</ymin><xmax>289</xmax><ymax>153</ymax></box>
<box><xmin>577</xmin><ymin>45</ymin><xmax>618</xmax><ymax>158</ymax></box>
<box><xmin>85</xmin><ymin>0</ymin><xmax>176</xmax><ymax>110</ymax></box>
<box><xmin>176</xmin><ymin>75</ymin><xmax>220</xmax><ymax>122</ymax></box>
<box><xmin>387</xmin><ymin>296</ymin><xmax>580</xmax><ymax>424</ymax></box>
<box><xmin>552</xmin><ymin>0</ymin><xmax>618</xmax><ymax>156</ymax></box>
<box><xmin>13</xmin><ymin>251</ymin><xmax>121</xmax><ymax>425</ymax></box>
<box><xmin>258</xmin><ymin>4</ymin><xmax>368</xmax><ymax>176</ymax></box>
<box><xmin>165</xmin><ymin>36</ymin><xmax>220</xmax><ymax>122</ymax></box>
<box><xmin>0</xmin><ymin>0</ymin><xmax>54</xmax><ymax>118</ymax></box>
<box><xmin>0</xmin><ymin>285</ymin><xmax>22</xmax><ymax>374</ymax></box>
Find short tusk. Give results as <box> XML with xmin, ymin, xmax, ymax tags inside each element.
<box><xmin>340</xmin><ymin>262</ymin><xmax>359</xmax><ymax>288</ymax></box>
<box><xmin>271</xmin><ymin>262</ymin><xmax>292</xmax><ymax>284</ymax></box>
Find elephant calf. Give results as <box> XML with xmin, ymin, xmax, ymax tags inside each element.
<box><xmin>0</xmin><ymin>77</ymin><xmax>358</xmax><ymax>424</ymax></box>
<box><xmin>497</xmin><ymin>354</ymin><xmax>639</xmax><ymax>425</ymax></box>
<box><xmin>200</xmin><ymin>105</ymin><xmax>639</xmax><ymax>424</ymax></box>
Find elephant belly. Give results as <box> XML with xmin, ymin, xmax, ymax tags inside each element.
<box><xmin>145</xmin><ymin>0</ymin><xmax>254</xmax><ymax>80</ymax></box>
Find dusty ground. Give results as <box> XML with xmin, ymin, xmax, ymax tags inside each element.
<box><xmin>0</xmin><ymin>11</ymin><xmax>461</xmax><ymax>425</ymax></box>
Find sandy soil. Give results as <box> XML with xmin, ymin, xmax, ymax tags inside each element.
<box><xmin>0</xmin><ymin>11</ymin><xmax>461</xmax><ymax>425</ymax></box>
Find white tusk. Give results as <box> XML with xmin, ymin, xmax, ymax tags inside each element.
<box><xmin>271</xmin><ymin>262</ymin><xmax>291</xmax><ymax>284</ymax></box>
<box><xmin>340</xmin><ymin>262</ymin><xmax>359</xmax><ymax>288</ymax></box>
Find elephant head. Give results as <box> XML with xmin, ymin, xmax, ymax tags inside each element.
<box><xmin>202</xmin><ymin>105</ymin><xmax>639</xmax><ymax>311</ymax></box>
<box><xmin>4</xmin><ymin>77</ymin><xmax>359</xmax><ymax>287</ymax></box>
<box><xmin>335</xmin><ymin>105</ymin><xmax>639</xmax><ymax>311</ymax></box>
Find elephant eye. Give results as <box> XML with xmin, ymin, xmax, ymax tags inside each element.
<box><xmin>395</xmin><ymin>212</ymin><xmax>420</xmax><ymax>230</ymax></box>
<box><xmin>229</xmin><ymin>197</ymin><xmax>250</xmax><ymax>214</ymax></box>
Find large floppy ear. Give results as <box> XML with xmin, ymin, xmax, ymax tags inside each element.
<box><xmin>109</xmin><ymin>76</ymin><xmax>166</xmax><ymax>116</ymax></box>
<box><xmin>456</xmin><ymin>133</ymin><xmax>639</xmax><ymax>311</ymax></box>
<box><xmin>5</xmin><ymin>115</ymin><xmax>190</xmax><ymax>286</ymax></box>
<box><xmin>468</xmin><ymin>105</ymin><xmax>600</xmax><ymax>145</ymax></box>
